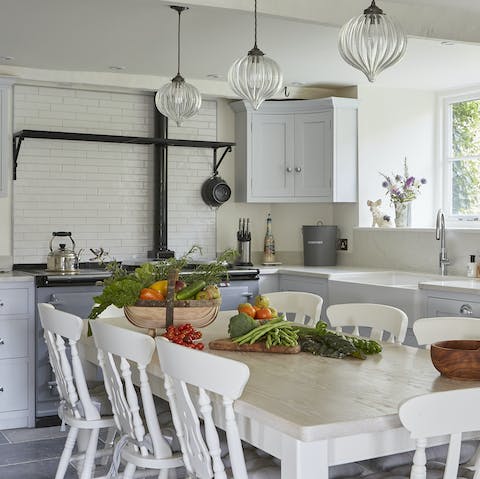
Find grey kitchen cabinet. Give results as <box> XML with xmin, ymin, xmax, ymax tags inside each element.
<box><xmin>230</xmin><ymin>97</ymin><xmax>358</xmax><ymax>203</ymax></box>
<box><xmin>278</xmin><ymin>273</ymin><xmax>328</xmax><ymax>321</ymax></box>
<box><xmin>0</xmin><ymin>279</ymin><xmax>35</xmax><ymax>429</ymax></box>
<box><xmin>259</xmin><ymin>273</ymin><xmax>280</xmax><ymax>294</ymax></box>
<box><xmin>426</xmin><ymin>293</ymin><xmax>480</xmax><ymax>318</ymax></box>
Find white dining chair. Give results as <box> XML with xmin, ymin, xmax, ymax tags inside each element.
<box><xmin>266</xmin><ymin>291</ymin><xmax>323</xmax><ymax>326</ymax></box>
<box><xmin>398</xmin><ymin>388</ymin><xmax>480</xmax><ymax>479</ymax></box>
<box><xmin>326</xmin><ymin>303</ymin><xmax>408</xmax><ymax>343</ymax></box>
<box><xmin>89</xmin><ymin>319</ymin><xmax>183</xmax><ymax>479</ymax></box>
<box><xmin>38</xmin><ymin>303</ymin><xmax>116</xmax><ymax>479</ymax></box>
<box><xmin>414</xmin><ymin>316</ymin><xmax>480</xmax><ymax>348</ymax></box>
<box><xmin>155</xmin><ymin>337</ymin><xmax>370</xmax><ymax>479</ymax></box>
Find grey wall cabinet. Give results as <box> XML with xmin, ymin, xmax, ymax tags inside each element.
<box><xmin>231</xmin><ymin>98</ymin><xmax>358</xmax><ymax>203</ymax></box>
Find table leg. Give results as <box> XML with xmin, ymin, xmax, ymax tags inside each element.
<box><xmin>281</xmin><ymin>435</ymin><xmax>329</xmax><ymax>479</ymax></box>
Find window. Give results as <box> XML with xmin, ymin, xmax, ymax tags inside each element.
<box><xmin>444</xmin><ymin>93</ymin><xmax>480</xmax><ymax>220</ymax></box>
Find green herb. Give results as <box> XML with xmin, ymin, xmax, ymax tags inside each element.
<box><xmin>291</xmin><ymin>321</ymin><xmax>382</xmax><ymax>359</ymax></box>
<box><xmin>186</xmin><ymin>248</ymin><xmax>238</xmax><ymax>286</ymax></box>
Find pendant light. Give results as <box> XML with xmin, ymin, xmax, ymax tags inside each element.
<box><xmin>155</xmin><ymin>5</ymin><xmax>201</xmax><ymax>127</ymax></box>
<box><xmin>227</xmin><ymin>0</ymin><xmax>283</xmax><ymax>110</ymax></box>
<box><xmin>338</xmin><ymin>0</ymin><xmax>407</xmax><ymax>82</ymax></box>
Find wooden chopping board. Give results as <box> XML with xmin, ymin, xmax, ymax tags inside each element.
<box><xmin>209</xmin><ymin>338</ymin><xmax>301</xmax><ymax>354</ymax></box>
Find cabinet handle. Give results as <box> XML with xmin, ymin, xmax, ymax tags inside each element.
<box><xmin>242</xmin><ymin>292</ymin><xmax>253</xmax><ymax>299</ymax></box>
<box><xmin>0</xmin><ymin>301</ymin><xmax>3</xmax><ymax>307</ymax></box>
<box><xmin>286</xmin><ymin>167</ymin><xmax>292</xmax><ymax>173</ymax></box>
<box><xmin>295</xmin><ymin>167</ymin><xmax>302</xmax><ymax>173</ymax></box>
<box><xmin>0</xmin><ymin>387</ymin><xmax>3</xmax><ymax>392</ymax></box>
<box><xmin>0</xmin><ymin>339</ymin><xmax>4</xmax><ymax>345</ymax></box>
<box><xmin>460</xmin><ymin>304</ymin><xmax>473</xmax><ymax>316</ymax></box>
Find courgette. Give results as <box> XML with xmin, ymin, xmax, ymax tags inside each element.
<box><xmin>176</xmin><ymin>280</ymin><xmax>207</xmax><ymax>300</ymax></box>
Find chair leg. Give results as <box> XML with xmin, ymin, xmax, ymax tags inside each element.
<box><xmin>123</xmin><ymin>462</ymin><xmax>137</xmax><ymax>479</ymax></box>
<box><xmin>80</xmin><ymin>428</ymin><xmax>100</xmax><ymax>479</ymax></box>
<box><xmin>99</xmin><ymin>426</ymin><xmax>116</xmax><ymax>466</ymax></box>
<box><xmin>56</xmin><ymin>426</ymin><xmax>79</xmax><ymax>479</ymax></box>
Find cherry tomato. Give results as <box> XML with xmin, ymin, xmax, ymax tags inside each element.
<box><xmin>161</xmin><ymin>323</ymin><xmax>204</xmax><ymax>350</ymax></box>
<box><xmin>139</xmin><ymin>288</ymin><xmax>165</xmax><ymax>301</ymax></box>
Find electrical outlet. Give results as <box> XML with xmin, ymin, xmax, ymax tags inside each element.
<box><xmin>336</xmin><ymin>238</ymin><xmax>348</xmax><ymax>251</ymax></box>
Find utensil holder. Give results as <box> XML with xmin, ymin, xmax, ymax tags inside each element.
<box><xmin>237</xmin><ymin>240</ymin><xmax>253</xmax><ymax>266</ymax></box>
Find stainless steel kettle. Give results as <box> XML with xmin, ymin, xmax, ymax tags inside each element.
<box><xmin>47</xmin><ymin>232</ymin><xmax>79</xmax><ymax>272</ymax></box>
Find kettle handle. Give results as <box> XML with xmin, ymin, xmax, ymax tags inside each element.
<box><xmin>49</xmin><ymin>232</ymin><xmax>76</xmax><ymax>252</ymax></box>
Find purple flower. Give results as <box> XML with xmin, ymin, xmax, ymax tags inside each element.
<box><xmin>382</xmin><ymin>181</ymin><xmax>389</xmax><ymax>188</ymax></box>
<box><xmin>420</xmin><ymin>178</ymin><xmax>427</xmax><ymax>184</ymax></box>
<box><xmin>405</xmin><ymin>176</ymin><xmax>415</xmax><ymax>187</ymax></box>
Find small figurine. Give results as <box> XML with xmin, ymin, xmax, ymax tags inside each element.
<box><xmin>367</xmin><ymin>199</ymin><xmax>393</xmax><ymax>228</ymax></box>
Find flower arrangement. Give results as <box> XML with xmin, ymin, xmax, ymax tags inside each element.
<box><xmin>380</xmin><ymin>158</ymin><xmax>427</xmax><ymax>205</ymax></box>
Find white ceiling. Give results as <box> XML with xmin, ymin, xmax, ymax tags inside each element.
<box><xmin>2</xmin><ymin>0</ymin><xmax>480</xmax><ymax>92</ymax></box>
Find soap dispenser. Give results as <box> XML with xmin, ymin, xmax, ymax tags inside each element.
<box><xmin>467</xmin><ymin>255</ymin><xmax>476</xmax><ymax>278</ymax></box>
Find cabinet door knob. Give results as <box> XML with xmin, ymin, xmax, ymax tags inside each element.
<box><xmin>0</xmin><ymin>387</ymin><xmax>4</xmax><ymax>392</ymax></box>
<box><xmin>286</xmin><ymin>167</ymin><xmax>292</xmax><ymax>173</ymax></box>
<box><xmin>0</xmin><ymin>339</ymin><xmax>4</xmax><ymax>345</ymax></box>
<box><xmin>0</xmin><ymin>301</ymin><xmax>3</xmax><ymax>307</ymax></box>
<box><xmin>295</xmin><ymin>167</ymin><xmax>302</xmax><ymax>173</ymax></box>
<box><xmin>460</xmin><ymin>304</ymin><xmax>473</xmax><ymax>316</ymax></box>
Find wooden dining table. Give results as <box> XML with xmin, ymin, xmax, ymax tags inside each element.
<box><xmin>80</xmin><ymin>311</ymin><xmax>480</xmax><ymax>479</ymax></box>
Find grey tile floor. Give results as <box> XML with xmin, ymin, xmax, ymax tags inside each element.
<box><xmin>0</xmin><ymin>426</ymin><xmax>86</xmax><ymax>478</ymax></box>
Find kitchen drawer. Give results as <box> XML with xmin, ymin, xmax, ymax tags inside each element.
<box><xmin>0</xmin><ymin>358</ymin><xmax>29</xmax><ymax>412</ymax></box>
<box><xmin>0</xmin><ymin>288</ymin><xmax>30</xmax><ymax>316</ymax></box>
<box><xmin>0</xmin><ymin>319</ymin><xmax>28</xmax><ymax>359</ymax></box>
<box><xmin>427</xmin><ymin>296</ymin><xmax>480</xmax><ymax>318</ymax></box>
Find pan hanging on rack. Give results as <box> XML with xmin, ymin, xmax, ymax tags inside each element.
<box><xmin>201</xmin><ymin>145</ymin><xmax>232</xmax><ymax>207</ymax></box>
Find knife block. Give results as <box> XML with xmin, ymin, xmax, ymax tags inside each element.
<box><xmin>236</xmin><ymin>239</ymin><xmax>253</xmax><ymax>266</ymax></box>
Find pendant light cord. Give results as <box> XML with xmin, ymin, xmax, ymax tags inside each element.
<box><xmin>177</xmin><ymin>8</ymin><xmax>181</xmax><ymax>75</ymax></box>
<box><xmin>254</xmin><ymin>0</ymin><xmax>258</xmax><ymax>48</ymax></box>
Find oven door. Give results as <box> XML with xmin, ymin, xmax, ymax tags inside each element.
<box><xmin>219</xmin><ymin>279</ymin><xmax>259</xmax><ymax>311</ymax></box>
<box><xmin>35</xmin><ymin>284</ymin><xmax>104</xmax><ymax>419</ymax></box>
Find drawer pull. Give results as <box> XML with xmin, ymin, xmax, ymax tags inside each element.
<box><xmin>460</xmin><ymin>304</ymin><xmax>473</xmax><ymax>316</ymax></box>
<box><xmin>0</xmin><ymin>338</ymin><xmax>4</xmax><ymax>345</ymax></box>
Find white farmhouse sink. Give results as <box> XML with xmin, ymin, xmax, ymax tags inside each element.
<box><xmin>328</xmin><ymin>271</ymin><xmax>446</xmax><ymax>328</ymax></box>
<box><xmin>330</xmin><ymin>271</ymin><xmax>444</xmax><ymax>289</ymax></box>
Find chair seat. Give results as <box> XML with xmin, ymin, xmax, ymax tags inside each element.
<box><xmin>85</xmin><ymin>381</ymin><xmax>113</xmax><ymax>417</ymax></box>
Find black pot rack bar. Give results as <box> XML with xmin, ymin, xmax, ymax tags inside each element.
<box><xmin>12</xmin><ymin>110</ymin><xmax>234</xmax><ymax>259</ymax></box>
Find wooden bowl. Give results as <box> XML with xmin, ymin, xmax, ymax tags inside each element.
<box><xmin>430</xmin><ymin>340</ymin><xmax>480</xmax><ymax>380</ymax></box>
<box><xmin>124</xmin><ymin>298</ymin><xmax>221</xmax><ymax>336</ymax></box>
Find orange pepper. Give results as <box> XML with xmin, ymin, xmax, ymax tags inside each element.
<box><xmin>139</xmin><ymin>288</ymin><xmax>165</xmax><ymax>301</ymax></box>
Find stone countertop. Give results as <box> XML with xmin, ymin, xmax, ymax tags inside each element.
<box><xmin>257</xmin><ymin>265</ymin><xmax>395</xmax><ymax>277</ymax></box>
<box><xmin>419</xmin><ymin>278</ymin><xmax>480</xmax><ymax>295</ymax></box>
<box><xmin>258</xmin><ymin>264</ymin><xmax>480</xmax><ymax>294</ymax></box>
<box><xmin>0</xmin><ymin>271</ymin><xmax>34</xmax><ymax>282</ymax></box>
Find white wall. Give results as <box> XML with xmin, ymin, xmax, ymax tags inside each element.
<box><xmin>356</xmin><ymin>85</ymin><xmax>437</xmax><ymax>228</ymax></box>
<box><xmin>12</xmin><ymin>85</ymin><xmax>218</xmax><ymax>264</ymax></box>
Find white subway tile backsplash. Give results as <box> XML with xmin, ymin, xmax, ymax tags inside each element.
<box><xmin>13</xmin><ymin>85</ymin><xmax>217</xmax><ymax>263</ymax></box>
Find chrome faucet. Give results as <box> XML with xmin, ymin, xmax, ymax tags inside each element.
<box><xmin>435</xmin><ymin>209</ymin><xmax>449</xmax><ymax>276</ymax></box>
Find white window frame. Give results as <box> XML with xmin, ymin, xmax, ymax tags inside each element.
<box><xmin>442</xmin><ymin>90</ymin><xmax>480</xmax><ymax>225</ymax></box>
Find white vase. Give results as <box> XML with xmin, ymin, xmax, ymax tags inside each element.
<box><xmin>394</xmin><ymin>202</ymin><xmax>411</xmax><ymax>227</ymax></box>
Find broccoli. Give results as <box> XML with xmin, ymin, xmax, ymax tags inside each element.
<box><xmin>228</xmin><ymin>313</ymin><xmax>259</xmax><ymax>338</ymax></box>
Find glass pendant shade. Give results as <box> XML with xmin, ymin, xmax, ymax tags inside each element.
<box><xmin>155</xmin><ymin>74</ymin><xmax>201</xmax><ymax>127</ymax></box>
<box><xmin>228</xmin><ymin>47</ymin><xmax>283</xmax><ymax>110</ymax></box>
<box><xmin>227</xmin><ymin>0</ymin><xmax>283</xmax><ymax>110</ymax></box>
<box><xmin>155</xmin><ymin>6</ymin><xmax>201</xmax><ymax>126</ymax></box>
<box><xmin>338</xmin><ymin>0</ymin><xmax>407</xmax><ymax>82</ymax></box>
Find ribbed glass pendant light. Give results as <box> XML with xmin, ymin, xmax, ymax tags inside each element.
<box><xmin>155</xmin><ymin>5</ymin><xmax>201</xmax><ymax>127</ymax></box>
<box><xmin>227</xmin><ymin>0</ymin><xmax>283</xmax><ymax>110</ymax></box>
<box><xmin>338</xmin><ymin>0</ymin><xmax>407</xmax><ymax>82</ymax></box>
